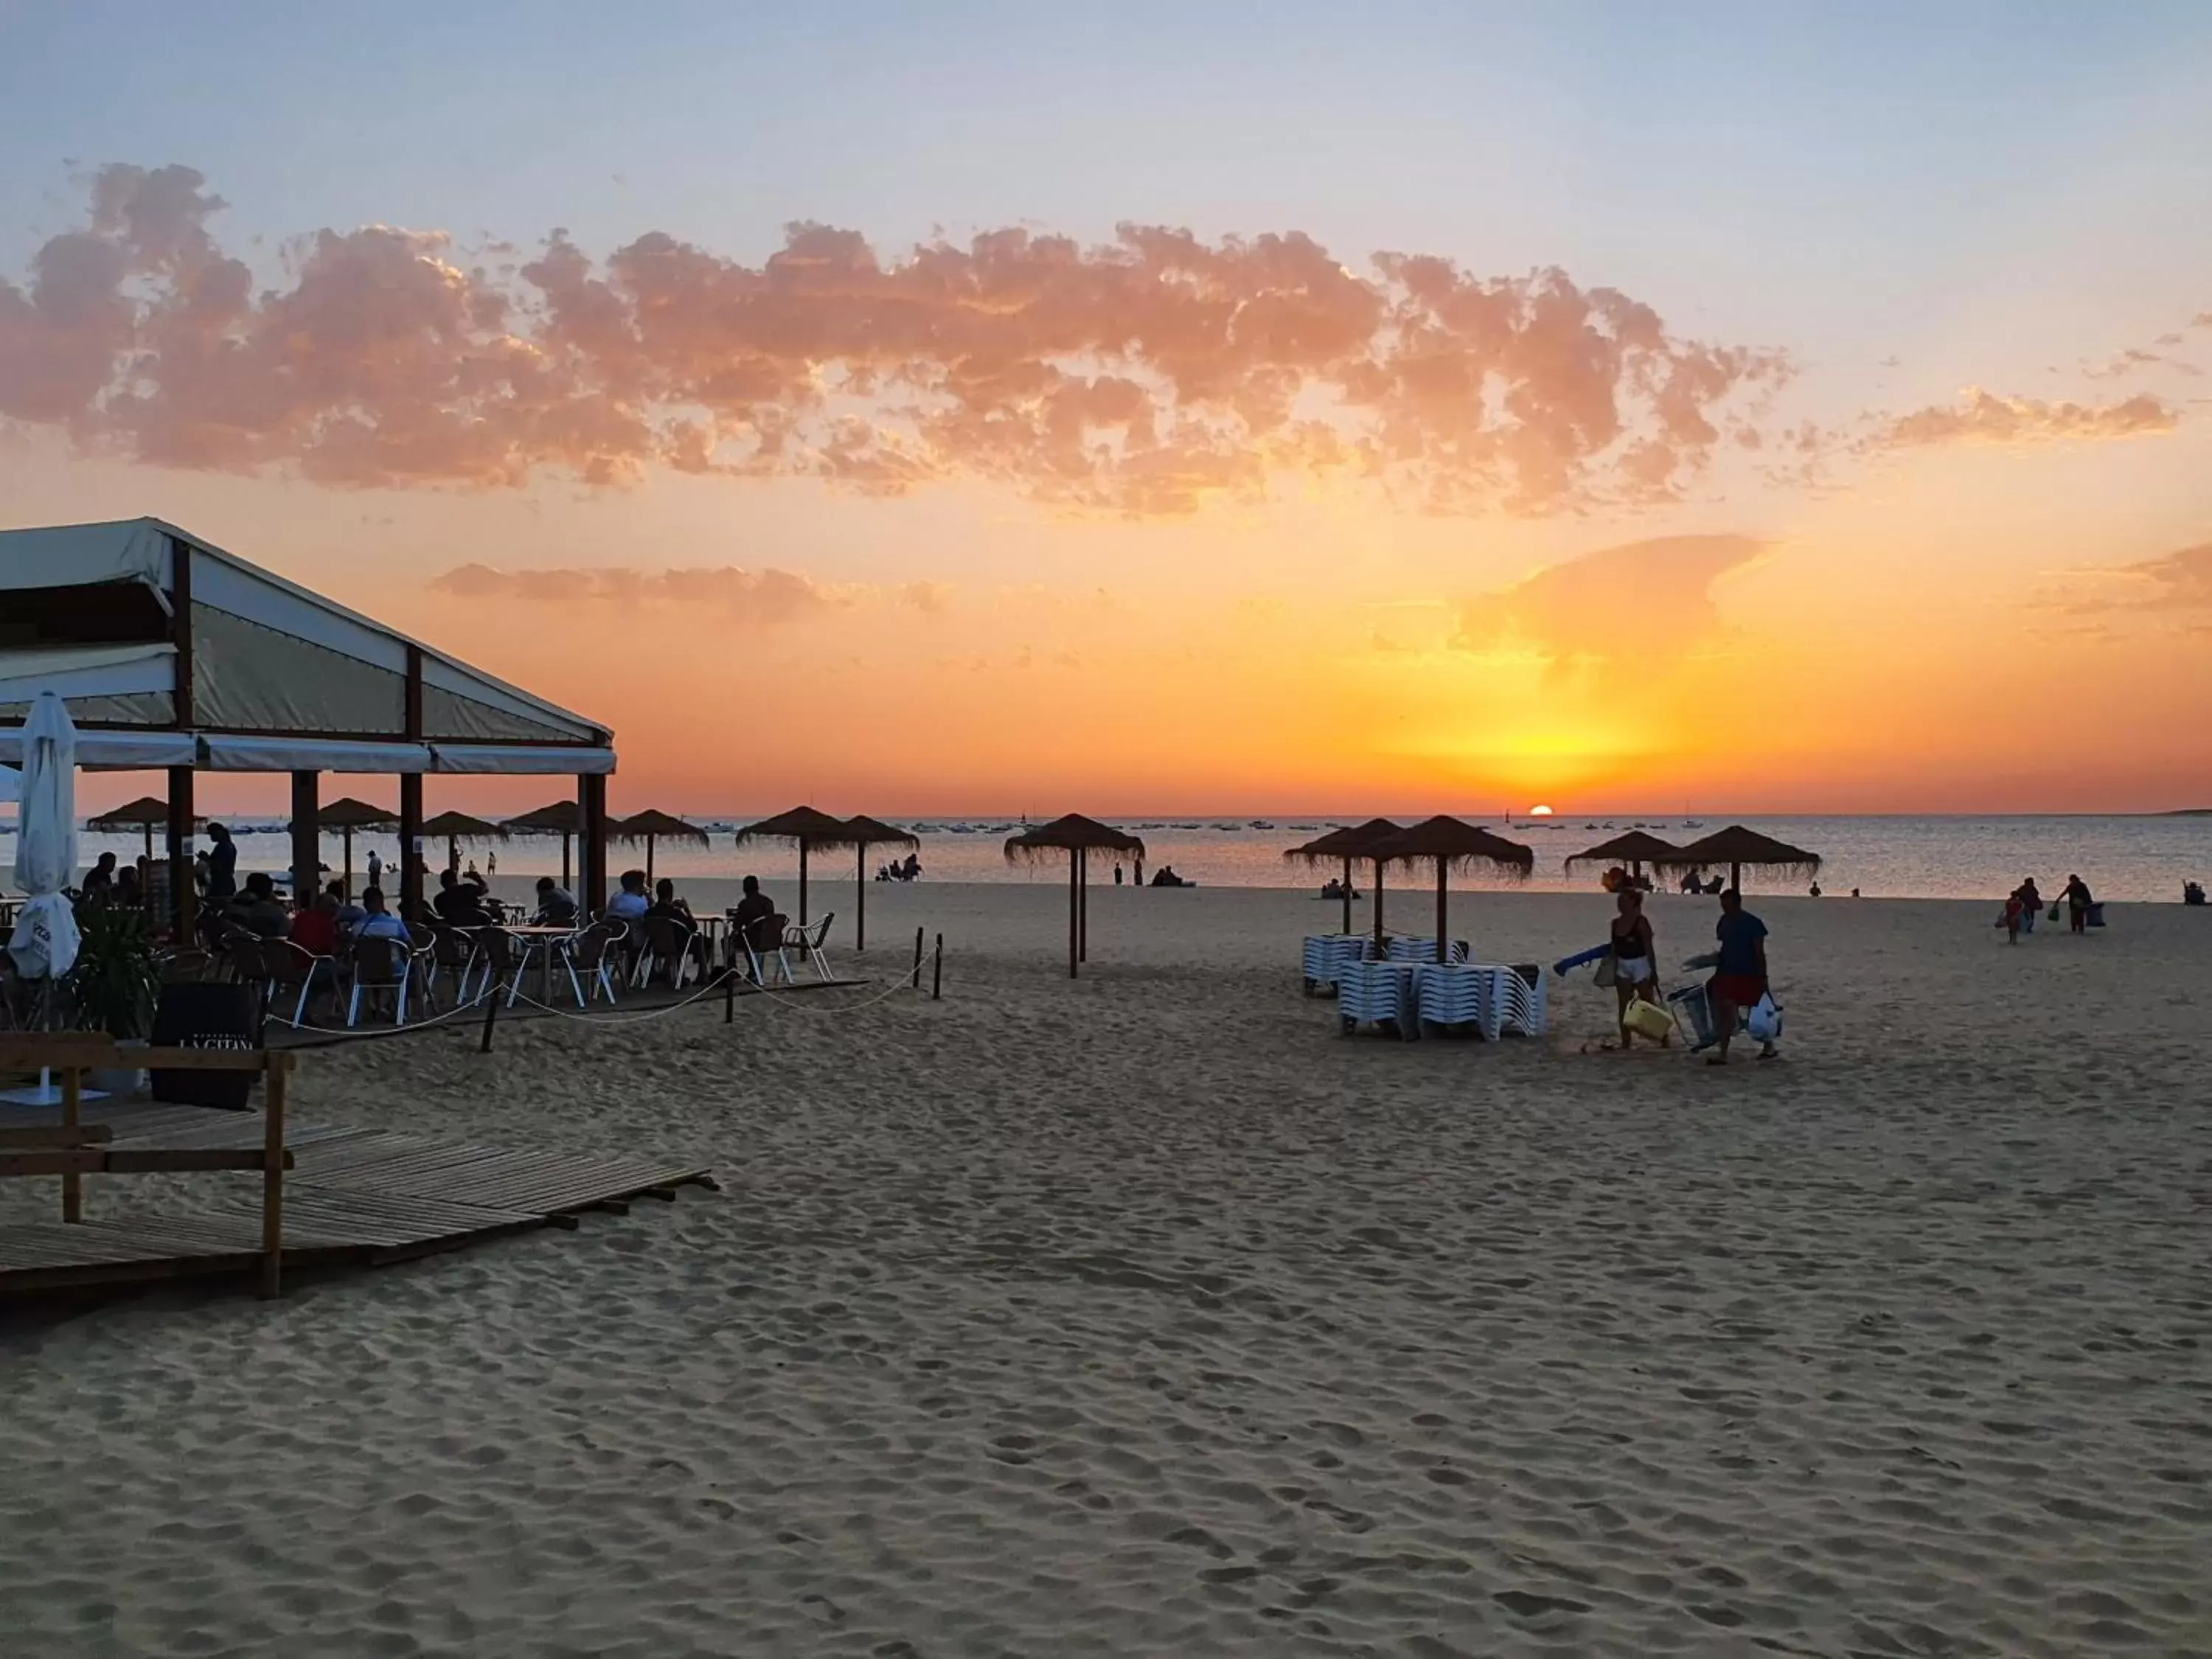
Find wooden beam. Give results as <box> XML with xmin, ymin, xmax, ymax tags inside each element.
<box><xmin>291</xmin><ymin>769</ymin><xmax>320</xmax><ymax>909</ymax></box>
<box><xmin>60</xmin><ymin>1065</ymin><xmax>82</xmax><ymax>1222</ymax></box>
<box><xmin>261</xmin><ymin>1047</ymin><xmax>288</xmax><ymax>1298</ymax></box>
<box><xmin>578</xmin><ymin>772</ymin><xmax>608</xmax><ymax>917</ymax></box>
<box><xmin>170</xmin><ymin>533</ymin><xmax>195</xmax><ymax>724</ymax></box>
<box><xmin>0</xmin><ymin>1124</ymin><xmax>114</xmax><ymax>1149</ymax></box>
<box><xmin>0</xmin><ymin>1038</ymin><xmax>290</xmax><ymax>1072</ymax></box>
<box><xmin>397</xmin><ymin>771</ymin><xmax>423</xmax><ymax>917</ymax></box>
<box><xmin>167</xmin><ymin>764</ymin><xmax>197</xmax><ymax>942</ymax></box>
<box><xmin>0</xmin><ymin>1149</ymin><xmax>296</xmax><ymax>1178</ymax></box>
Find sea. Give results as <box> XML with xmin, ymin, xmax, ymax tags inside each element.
<box><xmin>29</xmin><ymin>814</ymin><xmax>2212</xmax><ymax>903</ymax></box>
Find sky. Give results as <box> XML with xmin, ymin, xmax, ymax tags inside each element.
<box><xmin>4</xmin><ymin>1</ymin><xmax>2211</xmax><ymax>817</ymax></box>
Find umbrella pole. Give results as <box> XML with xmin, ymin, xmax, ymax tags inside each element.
<box><xmin>645</xmin><ymin>833</ymin><xmax>655</xmax><ymax>887</ymax></box>
<box><xmin>799</xmin><ymin>841</ymin><xmax>810</xmax><ymax>925</ymax></box>
<box><xmin>1436</xmin><ymin>861</ymin><xmax>1448</xmax><ymax>964</ymax></box>
<box><xmin>448</xmin><ymin>834</ymin><xmax>459</xmax><ymax>874</ymax></box>
<box><xmin>1068</xmin><ymin>850</ymin><xmax>1080</xmax><ymax>978</ymax></box>
<box><xmin>342</xmin><ymin>828</ymin><xmax>353</xmax><ymax>897</ymax></box>
<box><xmin>1731</xmin><ymin>860</ymin><xmax>1742</xmax><ymax>891</ymax></box>
<box><xmin>856</xmin><ymin>844</ymin><xmax>866</xmax><ymax>952</ymax></box>
<box><xmin>1341</xmin><ymin>856</ymin><xmax>1352</xmax><ymax>935</ymax></box>
<box><xmin>562</xmin><ymin>832</ymin><xmax>571</xmax><ymax>888</ymax></box>
<box><xmin>143</xmin><ymin>823</ymin><xmax>153</xmax><ymax>866</ymax></box>
<box><xmin>1079</xmin><ymin>848</ymin><xmax>1089</xmax><ymax>961</ymax></box>
<box><xmin>1372</xmin><ymin>862</ymin><xmax>1385</xmax><ymax>950</ymax></box>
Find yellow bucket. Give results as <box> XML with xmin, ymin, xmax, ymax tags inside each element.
<box><xmin>1621</xmin><ymin>998</ymin><xmax>1674</xmax><ymax>1042</ymax></box>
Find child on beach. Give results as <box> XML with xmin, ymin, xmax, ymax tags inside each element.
<box><xmin>2002</xmin><ymin>891</ymin><xmax>2023</xmax><ymax>945</ymax></box>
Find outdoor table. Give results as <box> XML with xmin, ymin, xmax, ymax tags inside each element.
<box><xmin>500</xmin><ymin>924</ymin><xmax>577</xmax><ymax>1005</ymax></box>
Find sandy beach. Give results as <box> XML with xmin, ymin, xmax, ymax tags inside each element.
<box><xmin>1</xmin><ymin>884</ymin><xmax>2206</xmax><ymax>1657</ymax></box>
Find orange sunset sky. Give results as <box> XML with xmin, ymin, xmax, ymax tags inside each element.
<box><xmin>4</xmin><ymin>6</ymin><xmax>2211</xmax><ymax>817</ymax></box>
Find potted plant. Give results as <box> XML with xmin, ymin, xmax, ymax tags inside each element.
<box><xmin>66</xmin><ymin>894</ymin><xmax>162</xmax><ymax>1093</ymax></box>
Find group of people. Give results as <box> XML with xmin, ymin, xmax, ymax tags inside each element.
<box><xmin>1999</xmin><ymin>873</ymin><xmax>2096</xmax><ymax>943</ymax></box>
<box><xmin>1601</xmin><ymin>885</ymin><xmax>1775</xmax><ymax>1064</ymax></box>
<box><xmin>874</xmin><ymin>853</ymin><xmax>923</xmax><ymax>883</ymax></box>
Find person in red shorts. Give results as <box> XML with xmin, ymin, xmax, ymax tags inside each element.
<box><xmin>1708</xmin><ymin>887</ymin><xmax>1774</xmax><ymax>1065</ymax></box>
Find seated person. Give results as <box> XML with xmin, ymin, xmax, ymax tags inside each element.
<box><xmin>2185</xmin><ymin>880</ymin><xmax>2206</xmax><ymax>907</ymax></box>
<box><xmin>81</xmin><ymin>852</ymin><xmax>118</xmax><ymax>893</ymax></box>
<box><xmin>289</xmin><ymin>890</ymin><xmax>342</xmax><ymax>958</ymax></box>
<box><xmin>733</xmin><ymin>874</ymin><xmax>779</xmax><ymax>954</ymax></box>
<box><xmin>114</xmin><ymin>863</ymin><xmax>144</xmax><ymax>909</ymax></box>
<box><xmin>350</xmin><ymin>886</ymin><xmax>411</xmax><ymax>943</ymax></box>
<box><xmin>327</xmin><ymin>878</ymin><xmax>366</xmax><ymax>930</ymax></box>
<box><xmin>226</xmin><ymin>872</ymin><xmax>292</xmax><ymax>939</ymax></box>
<box><xmin>648</xmin><ymin>877</ymin><xmax>695</xmax><ymax>924</ymax></box>
<box><xmin>1149</xmin><ymin>865</ymin><xmax>1189</xmax><ymax>888</ymax></box>
<box><xmin>1679</xmin><ymin>869</ymin><xmax>1704</xmax><ymax>895</ymax></box>
<box><xmin>432</xmin><ymin>867</ymin><xmax>490</xmax><ymax>926</ymax></box>
<box><xmin>901</xmin><ymin>853</ymin><xmax>922</xmax><ymax>880</ymax></box>
<box><xmin>606</xmin><ymin>869</ymin><xmax>651</xmax><ymax>926</ymax></box>
<box><xmin>533</xmin><ymin>876</ymin><xmax>580</xmax><ymax>926</ymax></box>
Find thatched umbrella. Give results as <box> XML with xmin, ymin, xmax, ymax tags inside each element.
<box><xmin>1565</xmin><ymin>829</ymin><xmax>1679</xmax><ymax>886</ymax></box>
<box><xmin>1369</xmin><ymin>816</ymin><xmax>1534</xmax><ymax>963</ymax></box>
<box><xmin>1284</xmin><ymin>818</ymin><xmax>1401</xmax><ymax>939</ymax></box>
<box><xmin>315</xmin><ymin>796</ymin><xmax>397</xmax><ymax>894</ymax></box>
<box><xmin>1651</xmin><ymin>824</ymin><xmax>1820</xmax><ymax>893</ymax></box>
<box><xmin>505</xmin><ymin>799</ymin><xmax>581</xmax><ymax>887</ymax></box>
<box><xmin>1004</xmin><ymin>815</ymin><xmax>1147</xmax><ymax>978</ymax></box>
<box><xmin>734</xmin><ymin>806</ymin><xmax>860</xmax><ymax>926</ymax></box>
<box><xmin>87</xmin><ymin>795</ymin><xmax>197</xmax><ymax>865</ymax></box>
<box><xmin>841</xmin><ymin>814</ymin><xmax>919</xmax><ymax>952</ymax></box>
<box><xmin>418</xmin><ymin>810</ymin><xmax>510</xmax><ymax>877</ymax></box>
<box><xmin>614</xmin><ymin>808</ymin><xmax>710</xmax><ymax>886</ymax></box>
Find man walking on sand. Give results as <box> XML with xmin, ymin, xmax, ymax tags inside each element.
<box><xmin>1708</xmin><ymin>888</ymin><xmax>1775</xmax><ymax>1065</ymax></box>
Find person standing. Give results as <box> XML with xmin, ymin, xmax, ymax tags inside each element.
<box><xmin>204</xmin><ymin>822</ymin><xmax>238</xmax><ymax>904</ymax></box>
<box><xmin>1708</xmin><ymin>888</ymin><xmax>1774</xmax><ymax>1065</ymax></box>
<box><xmin>2017</xmin><ymin>876</ymin><xmax>2042</xmax><ymax>935</ymax></box>
<box><xmin>2062</xmin><ymin>873</ymin><xmax>2093</xmax><ymax>934</ymax></box>
<box><xmin>1607</xmin><ymin>888</ymin><xmax>1666</xmax><ymax>1048</ymax></box>
<box><xmin>366</xmin><ymin>847</ymin><xmax>383</xmax><ymax>893</ymax></box>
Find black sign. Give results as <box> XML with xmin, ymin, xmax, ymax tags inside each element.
<box><xmin>149</xmin><ymin>982</ymin><xmax>263</xmax><ymax>1109</ymax></box>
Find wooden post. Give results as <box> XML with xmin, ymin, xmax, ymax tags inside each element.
<box><xmin>341</xmin><ymin>827</ymin><xmax>354</xmax><ymax>897</ymax></box>
<box><xmin>60</xmin><ymin>1064</ymin><xmax>82</xmax><ymax>1223</ymax></box>
<box><xmin>578</xmin><ymin>772</ymin><xmax>608</xmax><ymax>917</ymax></box>
<box><xmin>166</xmin><ymin>765</ymin><xmax>197</xmax><ymax>943</ymax></box>
<box><xmin>479</xmin><ymin>969</ymin><xmax>501</xmax><ymax>1053</ymax></box>
<box><xmin>798</xmin><ymin>839</ymin><xmax>810</xmax><ymax>925</ymax></box>
<box><xmin>1068</xmin><ymin>852</ymin><xmax>1080</xmax><ymax>979</ymax></box>
<box><xmin>1435</xmin><ymin>860</ymin><xmax>1449</xmax><ymax>964</ymax></box>
<box><xmin>259</xmin><ymin>1054</ymin><xmax>288</xmax><ymax>1299</ymax></box>
<box><xmin>911</xmin><ymin>925</ymin><xmax>924</xmax><ymax>989</ymax></box>
<box><xmin>1341</xmin><ymin>855</ymin><xmax>1353</xmax><ymax>936</ymax></box>
<box><xmin>855</xmin><ymin>844</ymin><xmax>866</xmax><ymax>953</ymax></box>
<box><xmin>1372</xmin><ymin>860</ymin><xmax>1386</xmax><ymax>951</ymax></box>
<box><xmin>1079</xmin><ymin>847</ymin><xmax>1088</xmax><ymax>963</ymax></box>
<box><xmin>561</xmin><ymin>832</ymin><xmax>572</xmax><ymax>889</ymax></box>
<box><xmin>932</xmin><ymin>933</ymin><xmax>942</xmax><ymax>1001</ymax></box>
<box><xmin>644</xmin><ymin>833</ymin><xmax>656</xmax><ymax>888</ymax></box>
<box><xmin>291</xmin><ymin>770</ymin><xmax>320</xmax><ymax>910</ymax></box>
<box><xmin>397</xmin><ymin>772</ymin><xmax>424</xmax><ymax>914</ymax></box>
<box><xmin>725</xmin><ymin>959</ymin><xmax>737</xmax><ymax>1023</ymax></box>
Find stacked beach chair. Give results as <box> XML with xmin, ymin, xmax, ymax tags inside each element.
<box><xmin>1301</xmin><ymin>933</ymin><xmax>1371</xmax><ymax>996</ymax></box>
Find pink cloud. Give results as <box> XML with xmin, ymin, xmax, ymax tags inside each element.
<box><xmin>2</xmin><ymin>162</ymin><xmax>1792</xmax><ymax>516</ymax></box>
<box><xmin>1871</xmin><ymin>389</ymin><xmax>2179</xmax><ymax>451</ymax></box>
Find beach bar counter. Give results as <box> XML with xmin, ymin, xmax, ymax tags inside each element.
<box><xmin>0</xmin><ymin>517</ymin><xmax>616</xmax><ymax>935</ymax></box>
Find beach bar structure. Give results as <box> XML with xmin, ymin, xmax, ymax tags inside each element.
<box><xmin>0</xmin><ymin>518</ymin><xmax>616</xmax><ymax>936</ymax></box>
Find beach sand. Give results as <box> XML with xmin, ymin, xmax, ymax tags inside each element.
<box><xmin>1</xmin><ymin>885</ymin><xmax>2206</xmax><ymax>1657</ymax></box>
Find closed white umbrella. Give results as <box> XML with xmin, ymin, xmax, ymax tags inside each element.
<box><xmin>3</xmin><ymin>693</ymin><xmax>92</xmax><ymax>1107</ymax></box>
<box><xmin>8</xmin><ymin>692</ymin><xmax>80</xmax><ymax>981</ymax></box>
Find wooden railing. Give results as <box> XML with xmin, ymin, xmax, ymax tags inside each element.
<box><xmin>0</xmin><ymin>1037</ymin><xmax>296</xmax><ymax>1298</ymax></box>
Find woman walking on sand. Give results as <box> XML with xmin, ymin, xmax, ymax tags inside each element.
<box><xmin>1607</xmin><ymin>888</ymin><xmax>1667</xmax><ymax>1048</ymax></box>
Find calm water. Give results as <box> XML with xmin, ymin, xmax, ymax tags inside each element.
<box><xmin>29</xmin><ymin>814</ymin><xmax>2211</xmax><ymax>902</ymax></box>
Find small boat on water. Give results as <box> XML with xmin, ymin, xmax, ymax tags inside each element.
<box><xmin>1248</xmin><ymin>819</ymin><xmax>1276</xmax><ymax>830</ymax></box>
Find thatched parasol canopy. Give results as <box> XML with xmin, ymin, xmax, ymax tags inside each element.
<box><xmin>505</xmin><ymin>800</ymin><xmax>581</xmax><ymax>835</ymax></box>
<box><xmin>1285</xmin><ymin>818</ymin><xmax>1399</xmax><ymax>937</ymax></box>
<box><xmin>503</xmin><ymin>800</ymin><xmax>582</xmax><ymax>886</ymax></box>
<box><xmin>1650</xmin><ymin>824</ymin><xmax>1820</xmax><ymax>891</ymax></box>
<box><xmin>1565</xmin><ymin>830</ymin><xmax>1680</xmax><ymax>874</ymax></box>
<box><xmin>735</xmin><ymin>806</ymin><xmax>861</xmax><ymax>925</ymax></box>
<box><xmin>1369</xmin><ymin>815</ymin><xmax>1534</xmax><ymax>964</ymax></box>
<box><xmin>88</xmin><ymin>795</ymin><xmax>199</xmax><ymax>864</ymax></box>
<box><xmin>840</xmin><ymin>815</ymin><xmax>920</xmax><ymax>951</ymax></box>
<box><xmin>419</xmin><ymin>810</ymin><xmax>510</xmax><ymax>877</ymax></box>
<box><xmin>1004</xmin><ymin>815</ymin><xmax>1147</xmax><ymax>978</ymax></box>
<box><xmin>613</xmin><ymin>808</ymin><xmax>710</xmax><ymax>884</ymax></box>
<box><xmin>307</xmin><ymin>797</ymin><xmax>397</xmax><ymax>894</ymax></box>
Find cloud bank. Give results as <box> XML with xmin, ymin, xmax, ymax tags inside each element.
<box><xmin>1452</xmin><ymin>533</ymin><xmax>1767</xmax><ymax>672</ymax></box>
<box><xmin>1870</xmin><ymin>389</ymin><xmax>2178</xmax><ymax>451</ymax></box>
<box><xmin>1</xmin><ymin>163</ymin><xmax>1792</xmax><ymax>515</ymax></box>
<box><xmin>428</xmin><ymin>561</ymin><xmax>946</xmax><ymax>624</ymax></box>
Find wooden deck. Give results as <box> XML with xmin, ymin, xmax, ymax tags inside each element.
<box><xmin>0</xmin><ymin>1096</ymin><xmax>715</xmax><ymax>1297</ymax></box>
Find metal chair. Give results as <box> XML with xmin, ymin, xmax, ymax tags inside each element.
<box><xmin>784</xmin><ymin>913</ymin><xmax>836</xmax><ymax>981</ymax></box>
<box><xmin>263</xmin><ymin>936</ymin><xmax>337</xmax><ymax>1029</ymax></box>
<box><xmin>557</xmin><ymin>922</ymin><xmax>625</xmax><ymax>1006</ymax></box>
<box><xmin>346</xmin><ymin>933</ymin><xmax>414</xmax><ymax>1026</ymax></box>
<box><xmin>634</xmin><ymin>914</ymin><xmax>698</xmax><ymax>990</ymax></box>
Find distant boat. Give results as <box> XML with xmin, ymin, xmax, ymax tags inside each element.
<box><xmin>1683</xmin><ymin>819</ymin><xmax>1705</xmax><ymax>829</ymax></box>
<box><xmin>1248</xmin><ymin>819</ymin><xmax>1275</xmax><ymax>830</ymax></box>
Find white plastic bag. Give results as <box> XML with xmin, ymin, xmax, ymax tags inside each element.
<box><xmin>1746</xmin><ymin>993</ymin><xmax>1784</xmax><ymax>1044</ymax></box>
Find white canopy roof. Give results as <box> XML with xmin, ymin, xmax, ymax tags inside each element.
<box><xmin>0</xmin><ymin>517</ymin><xmax>614</xmax><ymax>775</ymax></box>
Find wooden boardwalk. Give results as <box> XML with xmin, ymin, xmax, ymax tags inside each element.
<box><xmin>0</xmin><ymin>1097</ymin><xmax>715</xmax><ymax>1297</ymax></box>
